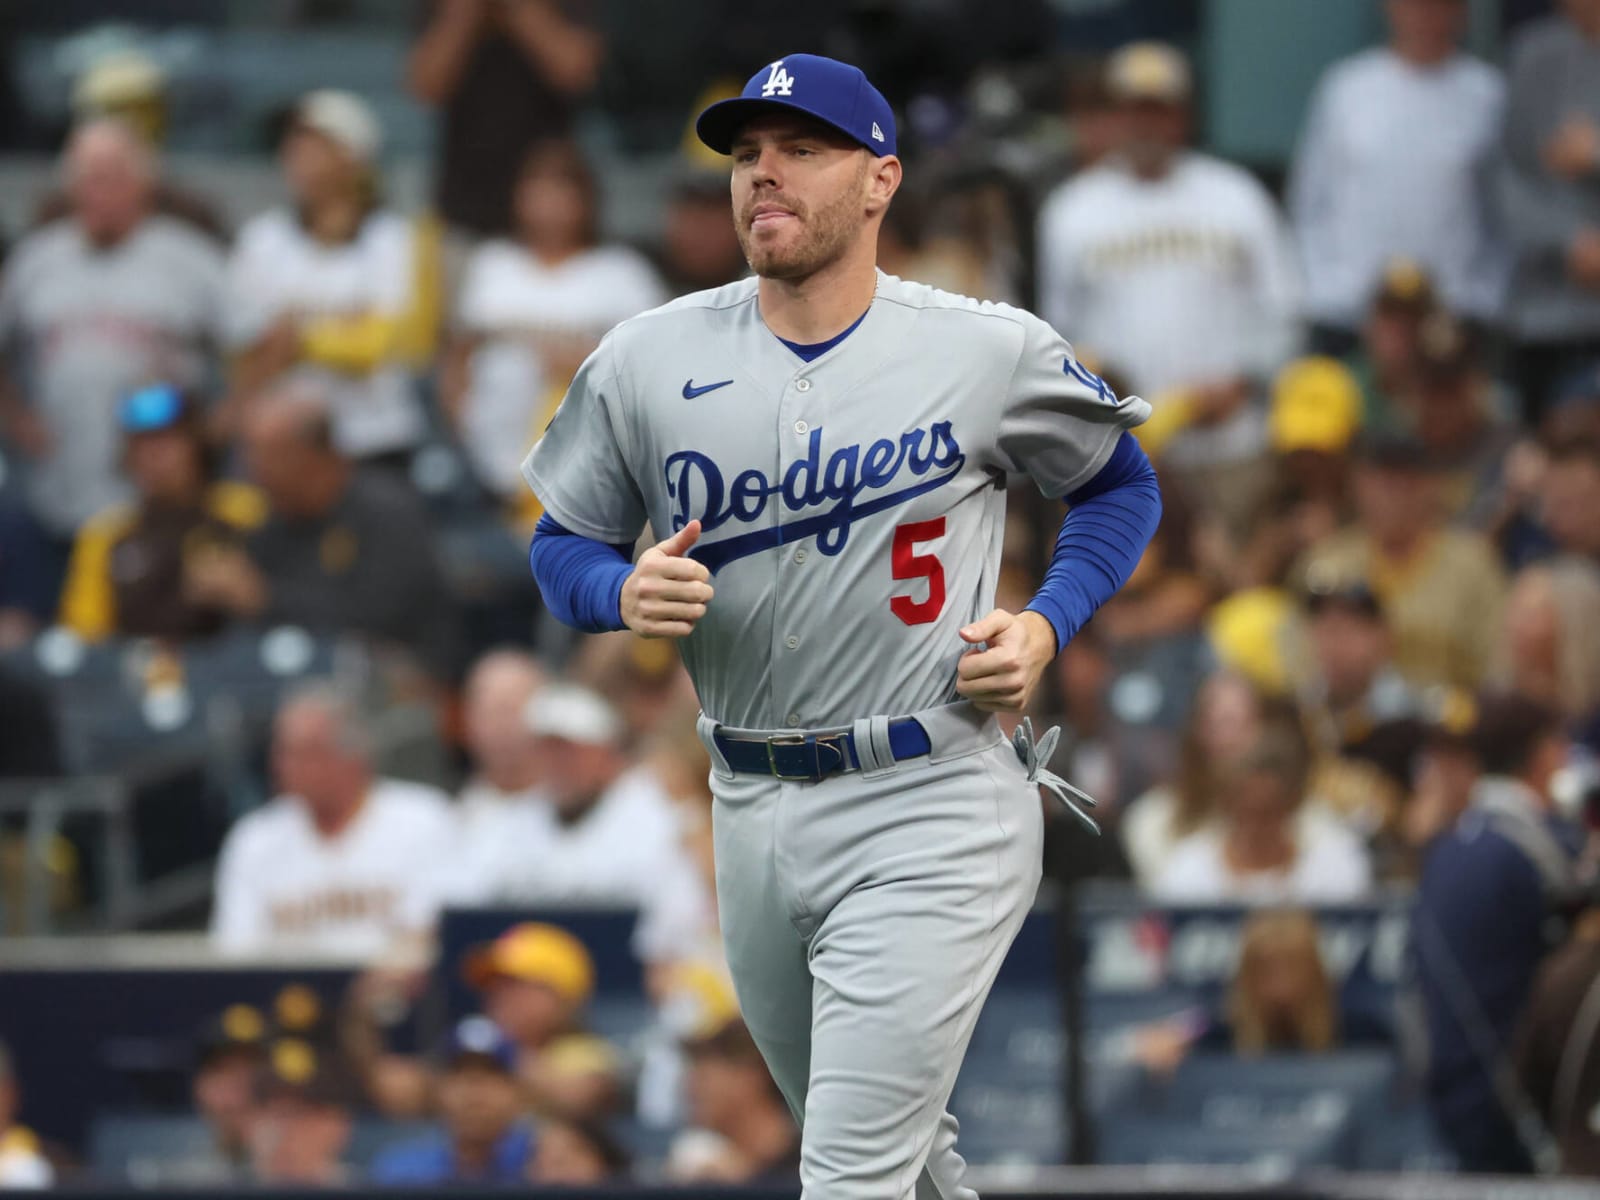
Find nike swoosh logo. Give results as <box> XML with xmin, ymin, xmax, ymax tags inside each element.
<box><xmin>683</xmin><ymin>378</ymin><xmax>734</xmax><ymax>399</ymax></box>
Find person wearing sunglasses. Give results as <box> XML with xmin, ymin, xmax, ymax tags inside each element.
<box><xmin>58</xmin><ymin>383</ymin><xmax>264</xmax><ymax>641</ymax></box>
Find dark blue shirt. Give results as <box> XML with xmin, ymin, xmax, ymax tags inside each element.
<box><xmin>368</xmin><ymin>1123</ymin><xmax>534</xmax><ymax>1186</ymax></box>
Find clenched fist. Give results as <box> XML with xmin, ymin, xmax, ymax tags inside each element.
<box><xmin>621</xmin><ymin>520</ymin><xmax>714</xmax><ymax>638</ymax></box>
<box><xmin>955</xmin><ymin>609</ymin><xmax>1057</xmax><ymax>712</ymax></box>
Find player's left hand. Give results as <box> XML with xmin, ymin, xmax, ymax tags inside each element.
<box><xmin>955</xmin><ymin>609</ymin><xmax>1057</xmax><ymax>712</ymax></box>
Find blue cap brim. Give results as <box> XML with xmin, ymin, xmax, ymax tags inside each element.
<box><xmin>695</xmin><ymin>96</ymin><xmax>874</xmax><ymax>156</ymax></box>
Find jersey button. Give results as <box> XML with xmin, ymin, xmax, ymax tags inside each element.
<box><xmin>793</xmin><ymin>548</ymin><xmax>807</xmax><ymax>563</ymax></box>
<box><xmin>795</xmin><ymin>378</ymin><xmax>812</xmax><ymax>393</ymax></box>
<box><xmin>786</xmin><ymin>713</ymin><xmax>801</xmax><ymax>727</ymax></box>
<box><xmin>794</xmin><ymin>419</ymin><xmax>809</xmax><ymax>435</ymax></box>
<box><xmin>785</xmin><ymin>635</ymin><xmax>798</xmax><ymax>649</ymax></box>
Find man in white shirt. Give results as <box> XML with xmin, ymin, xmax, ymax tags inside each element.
<box><xmin>211</xmin><ymin>683</ymin><xmax>455</xmax><ymax>960</ymax></box>
<box><xmin>461</xmin><ymin>683</ymin><xmax>713</xmax><ymax>965</ymax></box>
<box><xmin>1037</xmin><ymin>42</ymin><xmax>1300</xmax><ymax>488</ymax></box>
<box><xmin>447</xmin><ymin>648</ymin><xmax>549</xmax><ymax>891</ymax></box>
<box><xmin>0</xmin><ymin>119</ymin><xmax>224</xmax><ymax>543</ymax></box>
<box><xmin>1289</xmin><ymin>0</ymin><xmax>1507</xmax><ymax>353</ymax></box>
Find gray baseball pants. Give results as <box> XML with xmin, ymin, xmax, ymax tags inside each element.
<box><xmin>697</xmin><ymin>702</ymin><xmax>1045</xmax><ymax>1200</ymax></box>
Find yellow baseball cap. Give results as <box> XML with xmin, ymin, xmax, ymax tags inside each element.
<box><xmin>1106</xmin><ymin>42</ymin><xmax>1192</xmax><ymax>104</ymax></box>
<box><xmin>1269</xmin><ymin>356</ymin><xmax>1363</xmax><ymax>455</ymax></box>
<box><xmin>462</xmin><ymin>923</ymin><xmax>596</xmax><ymax>1007</ymax></box>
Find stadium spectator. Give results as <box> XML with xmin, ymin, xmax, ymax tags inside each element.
<box><xmin>248</xmin><ymin>1038</ymin><xmax>355</xmax><ymax>1186</ymax></box>
<box><xmin>1500</xmin><ymin>0</ymin><xmax>1600</xmax><ymax>422</ymax></box>
<box><xmin>1345</xmin><ymin>259</ymin><xmax>1441</xmax><ymax>433</ymax></box>
<box><xmin>0</xmin><ymin>118</ymin><xmax>223</xmax><ymax>565</ymax></box>
<box><xmin>452</xmin><ymin>648</ymin><xmax>548</xmax><ymax>875</ymax></box>
<box><xmin>223</xmin><ymin>90</ymin><xmax>432</xmax><ymax>465</ymax></box>
<box><xmin>1224</xmin><ymin>356</ymin><xmax>1361</xmax><ymax>592</ymax></box>
<box><xmin>1537</xmin><ymin>434</ymin><xmax>1600</xmax><ymax>563</ymax></box>
<box><xmin>1296</xmin><ymin>580</ymin><xmax>1425</xmax><ymax>753</ymax></box>
<box><xmin>138</xmin><ymin>1005</ymin><xmax>272</xmax><ymax>1186</ymax></box>
<box><xmin>458</xmin><ymin>685</ymin><xmax>714</xmax><ymax>964</ymax></box>
<box><xmin>1406</xmin><ymin>312</ymin><xmax>1520</xmax><ymax>529</ymax></box>
<box><xmin>186</xmin><ymin>384</ymin><xmax>460</xmax><ymax>680</ymax></box>
<box><xmin>0</xmin><ymin>1041</ymin><xmax>52</xmax><ymax>1188</ymax></box>
<box><xmin>667</xmin><ymin>1018</ymin><xmax>800</xmax><ymax>1187</ymax></box>
<box><xmin>1494</xmin><ymin>558</ymin><xmax>1600</xmax><ymax>733</ymax></box>
<box><xmin>1037</xmin><ymin>41</ymin><xmax>1299</xmax><ymax>531</ymax></box>
<box><xmin>1153</xmin><ymin>705</ymin><xmax>1375</xmax><ymax>903</ymax></box>
<box><xmin>1516</xmin><ymin>894</ymin><xmax>1600</xmax><ymax>1175</ymax></box>
<box><xmin>1121</xmin><ymin>670</ymin><xmax>1268</xmax><ymax>888</ymax></box>
<box><xmin>527</xmin><ymin>1115</ymin><xmax>630</xmax><ymax>1184</ymax></box>
<box><xmin>1414</xmin><ymin>693</ymin><xmax>1584</xmax><ymax>1173</ymax></box>
<box><xmin>409</xmin><ymin>0</ymin><xmax>603</xmax><ymax>242</ymax></box>
<box><xmin>210</xmin><ymin>683</ymin><xmax>456</xmax><ymax>959</ymax></box>
<box><xmin>1299</xmin><ymin>432</ymin><xmax>1507</xmax><ymax>691</ymax></box>
<box><xmin>1289</xmin><ymin>0</ymin><xmax>1506</xmax><ymax>351</ymax></box>
<box><xmin>369</xmin><ymin>1017</ymin><xmax>534</xmax><ymax>1185</ymax></box>
<box><xmin>656</xmin><ymin>170</ymin><xmax>749</xmax><ymax>297</ymax></box>
<box><xmin>1402</xmin><ymin>715</ymin><xmax>1483</xmax><ymax>851</ymax></box>
<box><xmin>1133</xmin><ymin>910</ymin><xmax>1390</xmax><ymax>1074</ymax></box>
<box><xmin>462</xmin><ymin>923</ymin><xmax>622</xmax><ymax>1121</ymax></box>
<box><xmin>444</xmin><ymin>139</ymin><xmax>664</xmax><ymax>504</ymax></box>
<box><xmin>0</xmin><ymin>498</ymin><xmax>55</xmax><ymax>646</ymax></box>
<box><xmin>27</xmin><ymin>52</ymin><xmax>228</xmax><ymax>242</ymax></box>
<box><xmin>57</xmin><ymin>384</ymin><xmax>263</xmax><ymax>641</ymax></box>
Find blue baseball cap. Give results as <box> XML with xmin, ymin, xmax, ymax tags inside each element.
<box><xmin>696</xmin><ymin>54</ymin><xmax>896</xmax><ymax>157</ymax></box>
<box><xmin>119</xmin><ymin>383</ymin><xmax>189</xmax><ymax>434</ymax></box>
<box><xmin>439</xmin><ymin>1015</ymin><xmax>517</xmax><ymax>1073</ymax></box>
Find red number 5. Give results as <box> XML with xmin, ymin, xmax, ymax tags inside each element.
<box><xmin>890</xmin><ymin>518</ymin><xmax>947</xmax><ymax>625</ymax></box>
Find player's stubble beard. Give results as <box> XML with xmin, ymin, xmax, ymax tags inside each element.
<box><xmin>737</xmin><ymin>155</ymin><xmax>868</xmax><ymax>282</ymax></box>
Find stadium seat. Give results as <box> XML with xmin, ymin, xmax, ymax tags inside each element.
<box><xmin>89</xmin><ymin>1114</ymin><xmax>215</xmax><ymax>1184</ymax></box>
<box><xmin>1096</xmin><ymin>1112</ymin><xmax>1355</xmax><ymax>1171</ymax></box>
<box><xmin>947</xmin><ymin>1079</ymin><xmax>1065</xmax><ymax>1167</ymax></box>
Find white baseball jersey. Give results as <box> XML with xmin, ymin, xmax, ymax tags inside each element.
<box><xmin>456</xmin><ymin>240</ymin><xmax>666</xmax><ymax>494</ymax></box>
<box><xmin>224</xmin><ymin>208</ymin><xmax>424</xmax><ymax>455</ymax></box>
<box><xmin>522</xmin><ymin>271</ymin><xmax>1150</xmax><ymax>730</ymax></box>
<box><xmin>211</xmin><ymin>778</ymin><xmax>456</xmax><ymax>959</ymax></box>
<box><xmin>447</xmin><ymin>768</ymin><xmax>715</xmax><ymax>964</ymax></box>
<box><xmin>1036</xmin><ymin>152</ymin><xmax>1301</xmax><ymax>400</ymax></box>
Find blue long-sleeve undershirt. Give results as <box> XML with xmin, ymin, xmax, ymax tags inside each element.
<box><xmin>1022</xmin><ymin>432</ymin><xmax>1163</xmax><ymax>653</ymax></box>
<box><xmin>527</xmin><ymin>517</ymin><xmax>634</xmax><ymax>632</ymax></box>
<box><xmin>528</xmin><ymin>432</ymin><xmax>1161</xmax><ymax>649</ymax></box>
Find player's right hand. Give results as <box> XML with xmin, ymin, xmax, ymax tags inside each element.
<box><xmin>620</xmin><ymin>520</ymin><xmax>714</xmax><ymax>639</ymax></box>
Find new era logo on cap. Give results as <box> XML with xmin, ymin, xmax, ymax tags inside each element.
<box><xmin>696</xmin><ymin>53</ymin><xmax>897</xmax><ymax>157</ymax></box>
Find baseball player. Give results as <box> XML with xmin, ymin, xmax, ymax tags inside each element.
<box><xmin>523</xmin><ymin>54</ymin><xmax>1162</xmax><ymax>1199</ymax></box>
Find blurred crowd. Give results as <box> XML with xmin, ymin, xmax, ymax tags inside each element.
<box><xmin>5</xmin><ymin>0</ymin><xmax>1600</xmax><ymax>1186</ymax></box>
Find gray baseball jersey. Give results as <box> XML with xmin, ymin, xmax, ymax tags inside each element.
<box><xmin>521</xmin><ymin>270</ymin><xmax>1151</xmax><ymax>729</ymax></box>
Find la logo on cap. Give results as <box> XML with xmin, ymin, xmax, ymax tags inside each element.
<box><xmin>761</xmin><ymin>60</ymin><xmax>795</xmax><ymax>97</ymax></box>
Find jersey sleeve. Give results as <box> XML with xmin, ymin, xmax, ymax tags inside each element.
<box><xmin>520</xmin><ymin>334</ymin><xmax>649</xmax><ymax>544</ymax></box>
<box><xmin>210</xmin><ymin>817</ymin><xmax>269</xmax><ymax>954</ymax></box>
<box><xmin>994</xmin><ymin>312</ymin><xmax>1153</xmax><ymax>498</ymax></box>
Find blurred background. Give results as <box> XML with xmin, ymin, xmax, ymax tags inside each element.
<box><xmin>1</xmin><ymin>0</ymin><xmax>1600</xmax><ymax>1196</ymax></box>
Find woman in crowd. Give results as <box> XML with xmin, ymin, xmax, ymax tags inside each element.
<box><xmin>1152</xmin><ymin>703</ymin><xmax>1374</xmax><ymax>904</ymax></box>
<box><xmin>1134</xmin><ymin>910</ymin><xmax>1390</xmax><ymax>1073</ymax></box>
<box><xmin>443</xmin><ymin>138</ymin><xmax>665</xmax><ymax>508</ymax></box>
<box><xmin>224</xmin><ymin>90</ymin><xmax>435</xmax><ymax>467</ymax></box>
<box><xmin>1495</xmin><ymin>559</ymin><xmax>1600</xmax><ymax>744</ymax></box>
<box><xmin>1121</xmin><ymin>670</ymin><xmax>1268</xmax><ymax>888</ymax></box>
